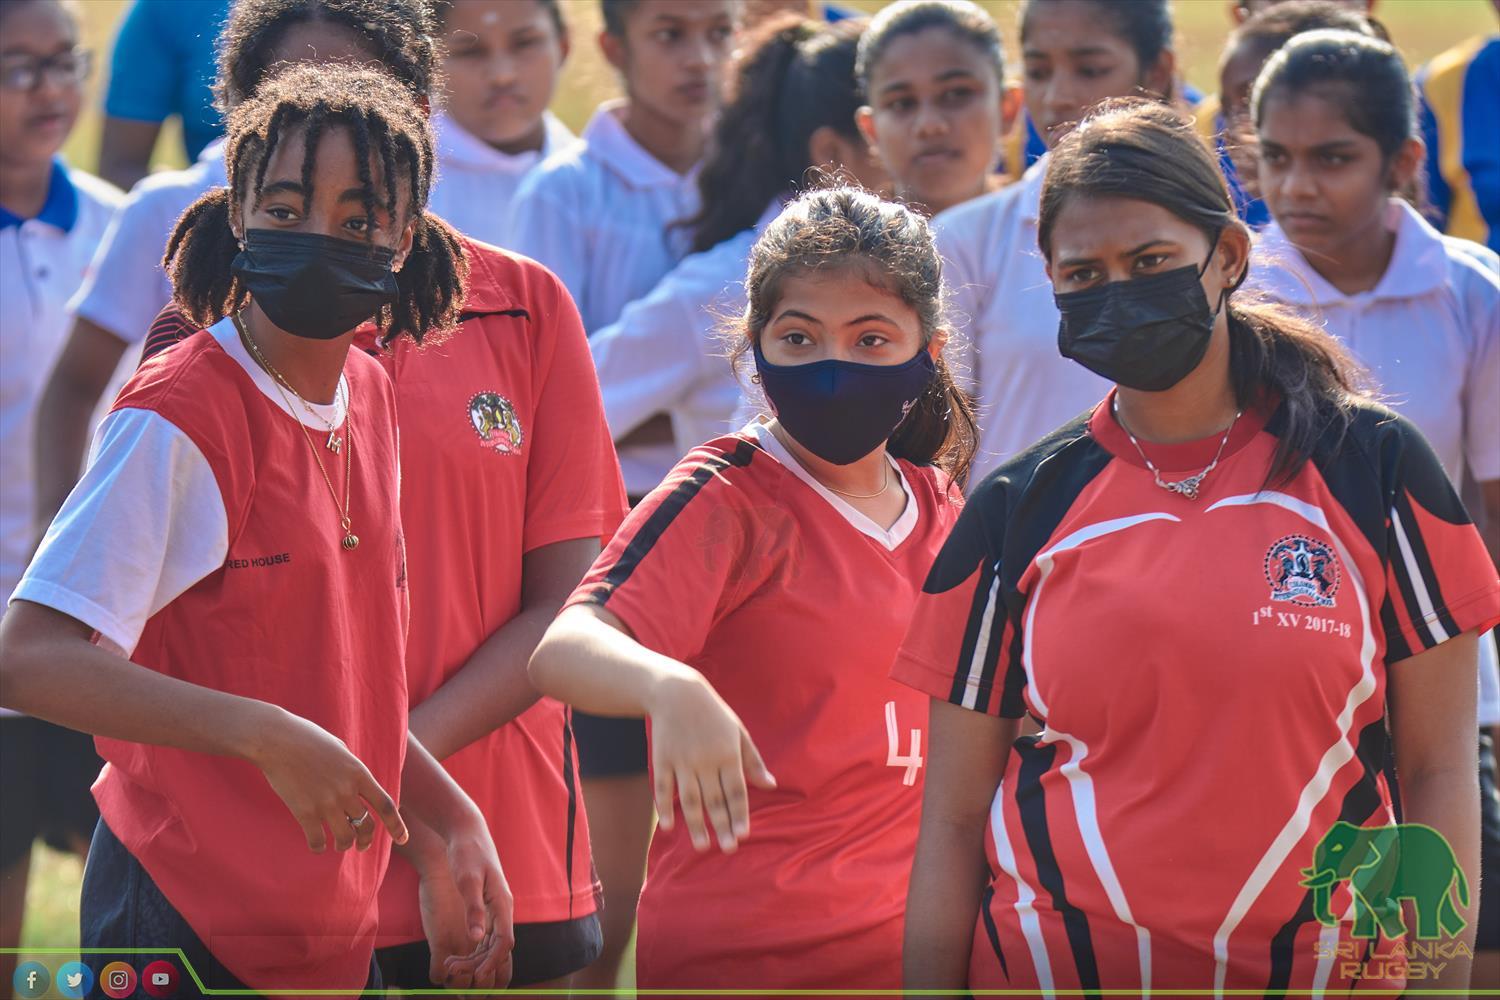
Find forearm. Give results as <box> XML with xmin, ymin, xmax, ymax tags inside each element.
<box><xmin>398</xmin><ymin>731</ymin><xmax>484</xmax><ymax>839</ymax></box>
<box><xmin>528</xmin><ymin>605</ymin><xmax>696</xmax><ymax>719</ymax></box>
<box><xmin>0</xmin><ymin>601</ymin><xmax>278</xmax><ymax>762</ymax></box>
<box><xmin>33</xmin><ymin>323</ymin><xmax>127</xmax><ymax>531</ymax></box>
<box><xmin>1398</xmin><ymin>765</ymin><xmax>1479</xmax><ymax>988</ymax></box>
<box><xmin>904</xmin><ymin>816</ymin><xmax>988</xmax><ymax>991</ymax></box>
<box><xmin>407</xmin><ymin>608</ymin><xmax>550</xmax><ymax>762</ymax></box>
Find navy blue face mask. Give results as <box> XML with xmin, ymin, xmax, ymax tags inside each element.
<box><xmin>752</xmin><ymin>339</ymin><xmax>937</xmax><ymax>466</ymax></box>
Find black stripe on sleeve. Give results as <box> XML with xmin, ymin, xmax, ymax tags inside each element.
<box><xmin>1391</xmin><ymin>489</ymin><xmax>1463</xmax><ymax>642</ymax></box>
<box><xmin>1015</xmin><ymin>737</ymin><xmax>1101</xmax><ymax>997</ymax></box>
<box><xmin>998</xmin><ymin>602</ymin><xmax>1029</xmax><ymax>719</ymax></box>
<box><xmin>586</xmin><ymin>440</ymin><xmax>758</xmax><ymax>604</ymax></box>
<box><xmin>947</xmin><ymin>557</ymin><xmax>999</xmax><ymax>707</ymax></box>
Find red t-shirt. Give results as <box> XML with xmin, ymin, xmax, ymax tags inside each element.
<box><xmin>97</xmin><ymin>332</ymin><xmax>409</xmax><ymax>992</ymax></box>
<box><xmin>365</xmin><ymin>240</ymin><xmax>628</xmax><ymax>940</ymax></box>
<box><xmin>564</xmin><ymin>423</ymin><xmax>964</xmax><ymax>989</ymax></box>
<box><xmin>894</xmin><ymin>392</ymin><xmax>1500</xmax><ymax>994</ymax></box>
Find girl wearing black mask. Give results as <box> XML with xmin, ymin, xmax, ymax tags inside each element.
<box><xmin>0</xmin><ymin>64</ymin><xmax>513</xmax><ymax>994</ymax></box>
<box><xmin>897</xmin><ymin>99</ymin><xmax>1497</xmax><ymax>993</ymax></box>
<box><xmin>529</xmin><ymin>187</ymin><xmax>974</xmax><ymax>990</ymax></box>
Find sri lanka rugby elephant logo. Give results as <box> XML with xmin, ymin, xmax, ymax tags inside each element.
<box><xmin>1300</xmin><ymin>821</ymin><xmax>1469</xmax><ymax>940</ymax></box>
<box><xmin>468</xmin><ymin>392</ymin><xmax>524</xmax><ymax>455</ymax></box>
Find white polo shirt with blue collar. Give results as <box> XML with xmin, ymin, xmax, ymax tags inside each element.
<box><xmin>1</xmin><ymin>159</ymin><xmax>121</xmax><ymax>605</ymax></box>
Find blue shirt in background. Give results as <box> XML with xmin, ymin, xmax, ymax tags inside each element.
<box><xmin>1418</xmin><ymin>35</ymin><xmax>1500</xmax><ymax>253</ymax></box>
<box><xmin>103</xmin><ymin>0</ymin><xmax>231</xmax><ymax>161</ymax></box>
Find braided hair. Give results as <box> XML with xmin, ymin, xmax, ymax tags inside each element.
<box><xmin>166</xmin><ymin>62</ymin><xmax>468</xmax><ymax>344</ymax></box>
<box><xmin>215</xmin><ymin>0</ymin><xmax>440</xmax><ymax>110</ymax></box>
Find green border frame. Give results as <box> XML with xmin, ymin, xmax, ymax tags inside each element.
<box><xmin>4</xmin><ymin>950</ymin><xmax>1497</xmax><ymax>997</ymax></box>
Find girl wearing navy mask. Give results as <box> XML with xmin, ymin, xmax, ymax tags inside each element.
<box><xmin>1</xmin><ymin>65</ymin><xmax>513</xmax><ymax>994</ymax></box>
<box><xmin>897</xmin><ymin>100</ymin><xmax>1497</xmax><ymax>993</ymax></box>
<box><xmin>529</xmin><ymin>187</ymin><xmax>974</xmax><ymax>989</ymax></box>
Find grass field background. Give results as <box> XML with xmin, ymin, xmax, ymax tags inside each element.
<box><xmin>17</xmin><ymin>0</ymin><xmax>1497</xmax><ymax>979</ymax></box>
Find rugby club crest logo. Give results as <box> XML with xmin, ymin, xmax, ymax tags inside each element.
<box><xmin>468</xmin><ymin>392</ymin><xmax>524</xmax><ymax>455</ymax></box>
<box><xmin>1264</xmin><ymin>534</ymin><xmax>1340</xmax><ymax>608</ymax></box>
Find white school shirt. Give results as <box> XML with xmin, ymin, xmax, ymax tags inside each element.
<box><xmin>506</xmin><ymin>99</ymin><xmax>702</xmax><ymax>495</ymax></box>
<box><xmin>1</xmin><ymin>162</ymin><xmax>122</xmax><ymax>621</ymax></box>
<box><xmin>70</xmin><ymin>141</ymin><xmax>227</xmax><ymax>345</ymax></box>
<box><xmin>427</xmin><ymin>110</ymin><xmax>576</xmax><ymax>249</ymax></box>
<box><xmin>591</xmin><ymin>201</ymin><xmax>779</xmax><ymax>459</ymax></box>
<box><xmin>1251</xmin><ymin>198</ymin><xmax>1500</xmax><ymax>725</ymax></box>
<box><xmin>1251</xmin><ymin>199</ymin><xmax>1500</xmax><ymax>487</ymax></box>
<box><xmin>11</xmin><ymin>317</ymin><xmax>347</xmax><ymax>659</ymax></box>
<box><xmin>934</xmin><ymin>156</ymin><xmax>1111</xmax><ymax>486</ymax></box>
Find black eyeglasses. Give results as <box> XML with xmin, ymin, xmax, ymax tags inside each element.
<box><xmin>0</xmin><ymin>47</ymin><xmax>92</xmax><ymax>92</ymax></box>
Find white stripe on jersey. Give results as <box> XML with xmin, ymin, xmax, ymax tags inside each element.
<box><xmin>1204</xmin><ymin>492</ymin><xmax>1378</xmax><ymax>999</ymax></box>
<box><xmin>962</xmin><ymin>568</ymin><xmax>1003</xmax><ymax>711</ymax></box>
<box><xmin>1391</xmin><ymin>503</ymin><xmax>1452</xmax><ymax>647</ymax></box>
<box><xmin>990</xmin><ymin>783</ymin><xmax>1057</xmax><ymax>996</ymax></box>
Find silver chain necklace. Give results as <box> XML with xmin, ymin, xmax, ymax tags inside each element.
<box><xmin>1112</xmin><ymin>397</ymin><xmax>1242</xmax><ymax>501</ymax></box>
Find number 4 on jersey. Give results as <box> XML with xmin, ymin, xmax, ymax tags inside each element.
<box><xmin>885</xmin><ymin>700</ymin><xmax>924</xmax><ymax>785</ymax></box>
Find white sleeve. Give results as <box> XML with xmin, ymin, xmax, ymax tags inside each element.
<box><xmin>1459</xmin><ymin>258</ymin><xmax>1500</xmax><ymax>483</ymax></box>
<box><xmin>68</xmin><ymin>187</ymin><xmax>178</xmax><ymax>344</ymax></box>
<box><xmin>10</xmin><ymin>408</ymin><xmax>229</xmax><ymax>655</ymax></box>
<box><xmin>590</xmin><ymin>266</ymin><xmax>718</xmax><ymax>441</ymax></box>
<box><xmin>936</xmin><ymin>224</ymin><xmax>982</xmax><ymax>396</ymax></box>
<box><xmin>506</xmin><ymin>180</ymin><xmax>591</xmax><ymax>328</ymax></box>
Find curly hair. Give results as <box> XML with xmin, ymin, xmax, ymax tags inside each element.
<box><xmin>733</xmin><ymin>186</ymin><xmax>978</xmax><ymax>488</ymax></box>
<box><xmin>165</xmin><ymin>62</ymin><xmax>468</xmax><ymax>344</ymax></box>
<box><xmin>215</xmin><ymin>0</ymin><xmax>440</xmax><ymax>110</ymax></box>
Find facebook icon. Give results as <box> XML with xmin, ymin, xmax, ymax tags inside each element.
<box><xmin>13</xmin><ymin>961</ymin><xmax>51</xmax><ymax>998</ymax></box>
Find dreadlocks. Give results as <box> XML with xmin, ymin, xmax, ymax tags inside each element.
<box><xmin>165</xmin><ymin>62</ymin><xmax>468</xmax><ymax>344</ymax></box>
<box><xmin>215</xmin><ymin>0</ymin><xmax>440</xmax><ymax>110</ymax></box>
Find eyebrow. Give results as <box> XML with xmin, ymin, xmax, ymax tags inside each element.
<box><xmin>260</xmin><ymin>181</ymin><xmax>373</xmax><ymax>206</ymax></box>
<box><xmin>846</xmin><ymin>313</ymin><xmax>897</xmax><ymax>327</ymax></box>
<box><xmin>1057</xmin><ymin>240</ymin><xmax>1174</xmax><ymax>268</ymax></box>
<box><xmin>772</xmin><ymin>308</ymin><xmax>822</xmax><ymax>326</ymax></box>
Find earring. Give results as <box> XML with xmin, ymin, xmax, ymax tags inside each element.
<box><xmin>750</xmin><ymin>373</ymin><xmax>762</xmax><ymax>385</ymax></box>
<box><xmin>237</xmin><ymin>238</ymin><xmax>246</xmax><ymax>250</ymax></box>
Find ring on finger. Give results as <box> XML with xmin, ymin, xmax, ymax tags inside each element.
<box><xmin>347</xmin><ymin>810</ymin><xmax>370</xmax><ymax>830</ymax></box>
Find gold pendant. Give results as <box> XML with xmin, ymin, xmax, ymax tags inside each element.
<box><xmin>342</xmin><ymin>533</ymin><xmax>360</xmax><ymax>551</ymax></box>
<box><xmin>327</xmin><ymin>432</ymin><xmax>342</xmax><ymax>454</ymax></box>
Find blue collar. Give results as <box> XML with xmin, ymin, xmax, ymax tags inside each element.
<box><xmin>0</xmin><ymin>159</ymin><xmax>79</xmax><ymax>232</ymax></box>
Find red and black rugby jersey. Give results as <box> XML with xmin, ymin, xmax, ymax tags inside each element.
<box><xmin>894</xmin><ymin>391</ymin><xmax>1500</xmax><ymax>994</ymax></box>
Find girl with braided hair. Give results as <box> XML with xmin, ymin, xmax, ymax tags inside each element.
<box><xmin>34</xmin><ymin>0</ymin><xmax>441</xmax><ymax>571</ymax></box>
<box><xmin>1</xmin><ymin>63</ymin><xmax>514</xmax><ymax>995</ymax></box>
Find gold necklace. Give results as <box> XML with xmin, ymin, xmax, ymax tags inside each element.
<box><xmin>234</xmin><ymin>311</ymin><xmax>359</xmax><ymax>551</ymax></box>
<box><xmin>822</xmin><ymin>459</ymin><xmax>891</xmax><ymax>500</ymax></box>
<box><xmin>239</xmin><ymin>324</ymin><xmax>346</xmax><ymax>453</ymax></box>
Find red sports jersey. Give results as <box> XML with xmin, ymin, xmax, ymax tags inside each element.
<box><xmin>97</xmin><ymin>332</ymin><xmax>409</xmax><ymax>992</ymax></box>
<box><xmin>894</xmin><ymin>392</ymin><xmax>1500</xmax><ymax>994</ymax></box>
<box><xmin>564</xmin><ymin>423</ymin><xmax>963</xmax><ymax>989</ymax></box>
<box><xmin>366</xmin><ymin>240</ymin><xmax>627</xmax><ymax>941</ymax></box>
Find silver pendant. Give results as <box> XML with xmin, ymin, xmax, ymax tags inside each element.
<box><xmin>1162</xmin><ymin>474</ymin><xmax>1205</xmax><ymax>500</ymax></box>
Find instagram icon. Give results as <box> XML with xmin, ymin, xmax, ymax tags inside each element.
<box><xmin>101</xmin><ymin>962</ymin><xmax>137</xmax><ymax>999</ymax></box>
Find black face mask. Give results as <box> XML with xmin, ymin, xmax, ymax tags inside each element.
<box><xmin>752</xmin><ymin>340</ymin><xmax>937</xmax><ymax>466</ymax></box>
<box><xmin>232</xmin><ymin>229</ymin><xmax>399</xmax><ymax>340</ymax></box>
<box><xmin>1054</xmin><ymin>249</ymin><xmax>1233</xmax><ymax>392</ymax></box>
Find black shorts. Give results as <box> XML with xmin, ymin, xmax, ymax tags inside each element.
<box><xmin>81</xmin><ymin>818</ymin><xmax>383</xmax><ymax>997</ymax></box>
<box><xmin>0</xmin><ymin>715</ymin><xmax>103</xmax><ymax>869</ymax></box>
<box><xmin>375</xmin><ymin>911</ymin><xmax>602</xmax><ymax>987</ymax></box>
<box><xmin>570</xmin><ymin>711</ymin><xmax>648</xmax><ymax>778</ymax></box>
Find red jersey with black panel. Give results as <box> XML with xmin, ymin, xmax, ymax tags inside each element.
<box><xmin>564</xmin><ymin>422</ymin><xmax>963</xmax><ymax>989</ymax></box>
<box><xmin>894</xmin><ymin>392</ymin><xmax>1500</xmax><ymax>994</ymax></box>
<box><xmin>364</xmin><ymin>240</ymin><xmax>628</xmax><ymax>940</ymax></box>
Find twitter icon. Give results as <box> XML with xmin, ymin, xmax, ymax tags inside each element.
<box><xmin>56</xmin><ymin>961</ymin><xmax>94</xmax><ymax>999</ymax></box>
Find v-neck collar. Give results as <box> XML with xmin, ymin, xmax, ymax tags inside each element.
<box><xmin>744</xmin><ymin>420</ymin><xmax>919</xmax><ymax>551</ymax></box>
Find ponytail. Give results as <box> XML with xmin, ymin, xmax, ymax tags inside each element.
<box><xmin>687</xmin><ymin>15</ymin><xmax>866</xmax><ymax>254</ymax></box>
<box><xmin>164</xmin><ymin>188</ymin><xmax>242</xmax><ymax>330</ymax></box>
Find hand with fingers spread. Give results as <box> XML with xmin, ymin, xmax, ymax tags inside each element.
<box><xmin>647</xmin><ymin>667</ymin><xmax>776</xmax><ymax>853</ymax></box>
<box><xmin>245</xmin><ymin>708</ymin><xmax>408</xmax><ymax>853</ymax></box>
